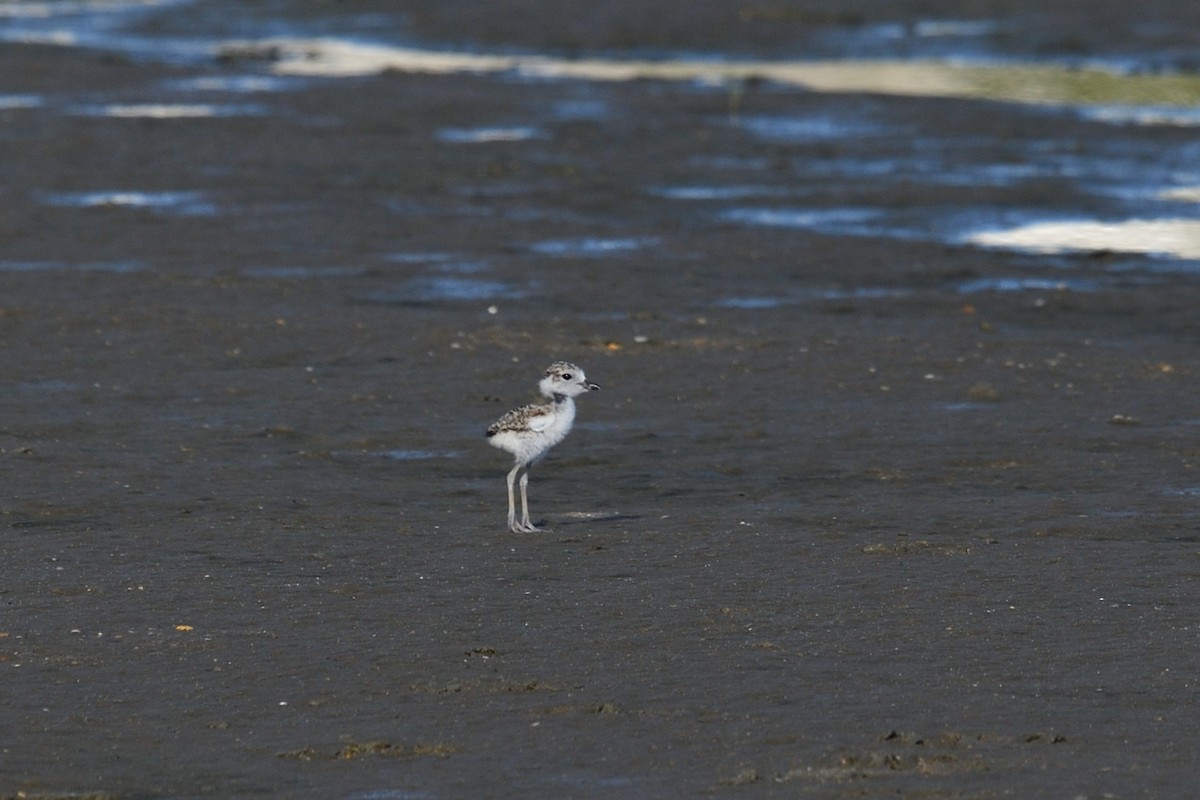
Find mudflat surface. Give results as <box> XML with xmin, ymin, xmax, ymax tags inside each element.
<box><xmin>3</xmin><ymin>2</ymin><xmax>1200</xmax><ymax>798</ymax></box>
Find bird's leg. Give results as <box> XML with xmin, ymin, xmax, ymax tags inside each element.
<box><xmin>505</xmin><ymin>463</ymin><xmax>522</xmax><ymax>532</ymax></box>
<box><xmin>518</xmin><ymin>466</ymin><xmax>538</xmax><ymax>532</ymax></box>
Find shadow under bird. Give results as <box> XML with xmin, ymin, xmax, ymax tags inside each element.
<box><xmin>486</xmin><ymin>361</ymin><xmax>600</xmax><ymax>532</ymax></box>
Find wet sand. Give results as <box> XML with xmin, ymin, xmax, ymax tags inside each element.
<box><xmin>4</xmin><ymin>3</ymin><xmax>1200</xmax><ymax>798</ymax></box>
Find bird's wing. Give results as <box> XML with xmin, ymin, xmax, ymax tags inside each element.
<box><xmin>487</xmin><ymin>403</ymin><xmax>555</xmax><ymax>436</ymax></box>
<box><xmin>524</xmin><ymin>406</ymin><xmax>556</xmax><ymax>432</ymax></box>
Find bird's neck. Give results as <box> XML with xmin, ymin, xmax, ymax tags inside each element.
<box><xmin>551</xmin><ymin>392</ymin><xmax>570</xmax><ymax>405</ymax></box>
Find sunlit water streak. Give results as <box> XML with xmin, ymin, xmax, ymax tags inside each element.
<box><xmin>0</xmin><ymin>94</ymin><xmax>43</xmax><ymax>110</ymax></box>
<box><xmin>1081</xmin><ymin>105</ymin><xmax>1200</xmax><ymax>127</ymax></box>
<box><xmin>164</xmin><ymin>75</ymin><xmax>301</xmax><ymax>93</ymax></box>
<box><xmin>530</xmin><ymin>237</ymin><xmax>660</xmax><ymax>257</ymax></box>
<box><xmin>364</xmin><ymin>277</ymin><xmax>525</xmax><ymax>304</ymax></box>
<box><xmin>71</xmin><ymin>103</ymin><xmax>264</xmax><ymax>118</ymax></box>
<box><xmin>435</xmin><ymin>126</ymin><xmax>544</xmax><ymax>143</ymax></box>
<box><xmin>955</xmin><ymin>277</ymin><xmax>1104</xmax><ymax>294</ymax></box>
<box><xmin>382</xmin><ymin>450</ymin><xmax>462</xmax><ymax>461</ymax></box>
<box><xmin>718</xmin><ymin>207</ymin><xmax>886</xmax><ymax>236</ymax></box>
<box><xmin>716</xmin><ymin>287</ymin><xmax>913</xmax><ymax>308</ymax></box>
<box><xmin>734</xmin><ymin>113</ymin><xmax>889</xmax><ymax>142</ymax></box>
<box><xmin>648</xmin><ymin>185</ymin><xmax>794</xmax><ymax>200</ymax></box>
<box><xmin>43</xmin><ymin>190</ymin><xmax>215</xmax><ymax>214</ymax></box>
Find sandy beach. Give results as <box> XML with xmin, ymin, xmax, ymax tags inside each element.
<box><xmin>3</xmin><ymin>2</ymin><xmax>1200</xmax><ymax>797</ymax></box>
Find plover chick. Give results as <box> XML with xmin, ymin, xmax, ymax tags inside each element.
<box><xmin>486</xmin><ymin>361</ymin><xmax>599</xmax><ymax>532</ymax></box>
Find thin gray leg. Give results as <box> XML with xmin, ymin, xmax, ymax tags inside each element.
<box><xmin>518</xmin><ymin>467</ymin><xmax>537</xmax><ymax>532</ymax></box>
<box><xmin>505</xmin><ymin>463</ymin><xmax>522</xmax><ymax>532</ymax></box>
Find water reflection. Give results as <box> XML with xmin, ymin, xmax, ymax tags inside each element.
<box><xmin>734</xmin><ymin>113</ymin><xmax>887</xmax><ymax>142</ymax></box>
<box><xmin>382</xmin><ymin>449</ymin><xmax>462</xmax><ymax>461</ymax></box>
<box><xmin>436</xmin><ymin>126</ymin><xmax>544</xmax><ymax>143</ymax></box>
<box><xmin>649</xmin><ymin>185</ymin><xmax>792</xmax><ymax>200</ymax></box>
<box><xmin>530</xmin><ymin>237</ymin><xmax>660</xmax><ymax>257</ymax></box>
<box><xmin>72</xmin><ymin>103</ymin><xmax>264</xmax><ymax>118</ymax></box>
<box><xmin>365</xmin><ymin>277</ymin><xmax>524</xmax><ymax>303</ymax></box>
<box><xmin>165</xmin><ymin>75</ymin><xmax>300</xmax><ymax>93</ymax></box>
<box><xmin>955</xmin><ymin>277</ymin><xmax>1102</xmax><ymax>293</ymax></box>
<box><xmin>1081</xmin><ymin>105</ymin><xmax>1200</xmax><ymax>127</ymax></box>
<box><xmin>718</xmin><ymin>207</ymin><xmax>884</xmax><ymax>235</ymax></box>
<box><xmin>43</xmin><ymin>190</ymin><xmax>216</xmax><ymax>215</ymax></box>
<box><xmin>0</xmin><ymin>94</ymin><xmax>43</xmax><ymax>110</ymax></box>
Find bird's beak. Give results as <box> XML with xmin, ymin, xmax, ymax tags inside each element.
<box><xmin>586</xmin><ymin>382</ymin><xmax>600</xmax><ymax>391</ymax></box>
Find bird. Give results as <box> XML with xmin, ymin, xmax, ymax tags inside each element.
<box><xmin>486</xmin><ymin>361</ymin><xmax>599</xmax><ymax>532</ymax></box>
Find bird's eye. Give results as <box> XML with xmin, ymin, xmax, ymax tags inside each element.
<box><xmin>561</xmin><ymin>373</ymin><xmax>572</xmax><ymax>380</ymax></box>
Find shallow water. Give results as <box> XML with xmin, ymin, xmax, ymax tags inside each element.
<box><xmin>435</xmin><ymin>126</ymin><xmax>545</xmax><ymax>144</ymax></box>
<box><xmin>8</xmin><ymin>0</ymin><xmax>1199</xmax><ymax>265</ymax></box>
<box><xmin>71</xmin><ymin>101</ymin><xmax>266</xmax><ymax>117</ymax></box>
<box><xmin>530</xmin><ymin>237</ymin><xmax>661</xmax><ymax>258</ymax></box>
<box><xmin>44</xmin><ymin>189</ymin><xmax>217</xmax><ymax>214</ymax></box>
<box><xmin>0</xmin><ymin>259</ymin><xmax>143</xmax><ymax>273</ymax></box>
